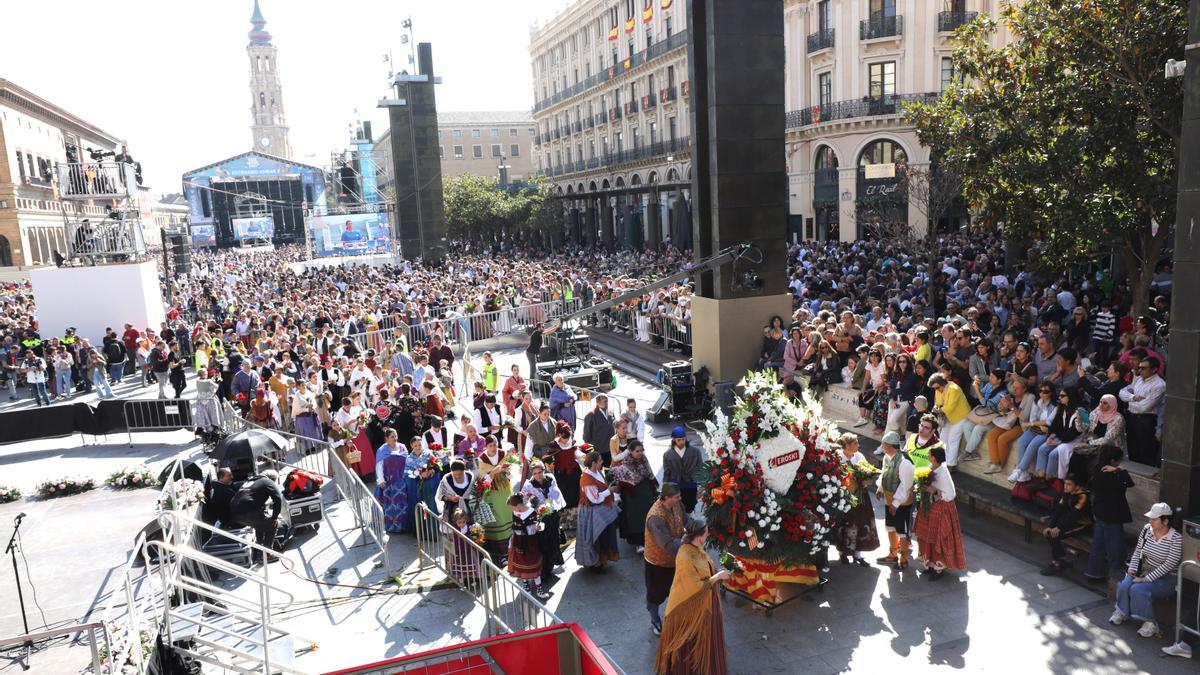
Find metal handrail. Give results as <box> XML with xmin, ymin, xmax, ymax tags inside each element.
<box><xmin>144</xmin><ymin>541</ymin><xmax>297</xmax><ymax>605</ymax></box>
<box><xmin>1177</xmin><ymin>560</ymin><xmax>1200</xmax><ymax>645</ymax></box>
<box><xmin>0</xmin><ymin>622</ymin><xmax>105</xmax><ymax>673</ymax></box>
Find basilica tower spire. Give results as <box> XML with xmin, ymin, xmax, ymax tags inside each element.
<box><xmin>247</xmin><ymin>0</ymin><xmax>292</xmax><ymax>158</ymax></box>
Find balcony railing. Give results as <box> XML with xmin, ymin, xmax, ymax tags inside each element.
<box><xmin>806</xmin><ymin>28</ymin><xmax>835</xmax><ymax>53</ymax></box>
<box><xmin>573</xmin><ymin>121</ymin><xmax>583</xmax><ymax>134</ymax></box>
<box><xmin>610</xmin><ymin>106</ymin><xmax>622</xmax><ymax>121</ymax></box>
<box><xmin>531</xmin><ymin>30</ymin><xmax>689</xmax><ymax>112</ymax></box>
<box><xmin>860</xmin><ymin>15</ymin><xmax>903</xmax><ymax>40</ymax></box>
<box><xmin>660</xmin><ymin>86</ymin><xmax>677</xmax><ymax>103</ymax></box>
<box><xmin>937</xmin><ymin>10</ymin><xmax>978</xmax><ymax>33</ymax></box>
<box><xmin>584</xmin><ymin>115</ymin><xmax>595</xmax><ymax>129</ymax></box>
<box><xmin>553</xmin><ymin>128</ymin><xmax>562</xmax><ymax>140</ymax></box>
<box><xmin>624</xmin><ymin>100</ymin><xmax>639</xmax><ymax>115</ymax></box>
<box><xmin>546</xmin><ymin>136</ymin><xmax>693</xmax><ymax>180</ymax></box>
<box><xmin>785</xmin><ymin>91</ymin><xmax>939</xmax><ymax>129</ymax></box>
<box><xmin>598</xmin><ymin>109</ymin><xmax>609</xmax><ymax>124</ymax></box>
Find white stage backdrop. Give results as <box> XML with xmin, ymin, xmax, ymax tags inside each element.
<box><xmin>30</xmin><ymin>261</ymin><xmax>165</xmax><ymax>344</ymax></box>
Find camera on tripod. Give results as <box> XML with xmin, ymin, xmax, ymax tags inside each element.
<box><xmin>87</xmin><ymin>147</ymin><xmax>116</xmax><ymax>161</ymax></box>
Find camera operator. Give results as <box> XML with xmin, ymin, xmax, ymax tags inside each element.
<box><xmin>229</xmin><ymin>469</ymin><xmax>284</xmax><ymax>562</ymax></box>
<box><xmin>21</xmin><ymin>351</ymin><xmax>49</xmax><ymax>406</ymax></box>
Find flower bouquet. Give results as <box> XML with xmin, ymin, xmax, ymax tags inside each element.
<box><xmin>534</xmin><ymin>503</ymin><xmax>554</xmax><ymax>521</ymax></box>
<box><xmin>106</xmin><ymin>465</ymin><xmax>156</xmax><ymax>490</ymax></box>
<box><xmin>98</xmin><ymin>616</ymin><xmax>155</xmax><ymax>674</ymax></box>
<box><xmin>844</xmin><ymin>460</ymin><xmax>881</xmax><ymax>495</ymax></box>
<box><xmin>719</xmin><ymin>551</ymin><xmax>744</xmax><ymax>574</ymax></box>
<box><xmin>467</xmin><ymin>523</ymin><xmax>486</xmax><ymax>545</ymax></box>
<box><xmin>158</xmin><ymin>478</ymin><xmax>206</xmax><ymax>511</ymax></box>
<box><xmin>0</xmin><ymin>485</ymin><xmax>21</xmax><ymax>504</ymax></box>
<box><xmin>913</xmin><ymin>466</ymin><xmax>935</xmax><ymax>514</ymax></box>
<box><xmin>37</xmin><ymin>476</ymin><xmax>96</xmax><ymax>499</ymax></box>
<box><xmin>471</xmin><ymin>476</ymin><xmax>497</xmax><ymax>525</ymax></box>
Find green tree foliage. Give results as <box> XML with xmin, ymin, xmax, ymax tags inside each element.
<box><xmin>442</xmin><ymin>174</ymin><xmax>559</xmax><ymax>245</ymax></box>
<box><xmin>907</xmin><ymin>0</ymin><xmax>1185</xmax><ymax>314</ymax></box>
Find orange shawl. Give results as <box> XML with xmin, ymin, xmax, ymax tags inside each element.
<box><xmin>654</xmin><ymin>543</ymin><xmax>725</xmax><ymax>675</ymax></box>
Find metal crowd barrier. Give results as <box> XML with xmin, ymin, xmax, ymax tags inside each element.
<box><xmin>123</xmin><ymin>398</ymin><xmax>195</xmax><ymax>444</ymax></box>
<box><xmin>0</xmin><ymin>623</ymin><xmax>106</xmax><ymax>674</ymax></box>
<box><xmin>1178</xmin><ymin>560</ymin><xmax>1200</xmax><ymax>648</ymax></box>
<box><xmin>413</xmin><ymin>503</ymin><xmax>561</xmax><ymax>637</ymax></box>
<box><xmin>606</xmin><ymin>305</ymin><xmax>692</xmax><ymax>352</ymax></box>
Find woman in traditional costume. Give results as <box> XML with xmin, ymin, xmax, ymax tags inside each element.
<box><xmin>521</xmin><ymin>459</ymin><xmax>566</xmax><ymax>580</ymax></box>
<box><xmin>375</xmin><ymin>430</ymin><xmax>410</xmax><ymax>534</ymax></box>
<box><xmin>400</xmin><ymin>437</ymin><xmax>440</xmax><ymax>533</ymax></box>
<box><xmin>437</xmin><ymin>459</ymin><xmax>475</xmax><ymax>522</ymax></box>
<box><xmin>613</xmin><ymin>440</ymin><xmax>657</xmax><ymax>552</ymax></box>
<box><xmin>654</xmin><ymin>518</ymin><xmax>730</xmax><ymax>675</ymax></box>
<box><xmin>913</xmin><ymin>447</ymin><xmax>967</xmax><ymax>579</ymax></box>
<box><xmin>575</xmin><ymin>450</ymin><xmax>621</xmax><ymax>571</ymax></box>
<box><xmin>476</xmin><ymin>436</ymin><xmax>514</xmax><ymax>563</ymax></box>
<box><xmin>506</xmin><ymin>493</ymin><xmax>551</xmax><ymax>599</ymax></box>
<box><xmin>834</xmin><ymin>433</ymin><xmax>880</xmax><ymax>565</ymax></box>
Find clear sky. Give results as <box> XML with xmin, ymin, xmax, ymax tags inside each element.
<box><xmin>1</xmin><ymin>0</ymin><xmax>574</xmax><ymax>193</ymax></box>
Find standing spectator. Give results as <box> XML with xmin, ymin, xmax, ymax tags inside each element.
<box><xmin>86</xmin><ymin>348</ymin><xmax>112</xmax><ymax>399</ymax></box>
<box><xmin>1090</xmin><ymin>298</ymin><xmax>1118</xmax><ymax>367</ymax></box>
<box><xmin>1086</xmin><ymin>445</ymin><xmax>1136</xmax><ymax>584</ymax></box>
<box><xmin>167</xmin><ymin>342</ymin><xmax>187</xmax><ymax>398</ymax></box>
<box><xmin>102</xmin><ymin>331</ymin><xmax>126</xmax><ymax>385</ymax></box>
<box><xmin>929</xmin><ymin>373</ymin><xmax>969</xmax><ymax>467</ymax></box>
<box><xmin>22</xmin><ymin>351</ymin><xmax>49</xmax><ymax>407</ymax></box>
<box><xmin>121</xmin><ymin>323</ymin><xmax>140</xmax><ymax>376</ymax></box>
<box><xmin>1110</xmin><ymin>503</ymin><xmax>1183</xmax><ymax>639</ymax></box>
<box><xmin>51</xmin><ymin>345</ymin><xmax>74</xmax><ymax>400</ymax></box>
<box><xmin>1118</xmin><ymin>356</ymin><xmax>1166</xmax><ymax>466</ymax></box>
<box><xmin>150</xmin><ymin>340</ymin><xmax>171</xmax><ymax>398</ymax></box>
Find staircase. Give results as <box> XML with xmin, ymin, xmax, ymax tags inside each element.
<box><xmin>102</xmin><ymin>510</ymin><xmax>317</xmax><ymax>674</ymax></box>
<box><xmin>584</xmin><ymin>326</ymin><xmax>684</xmax><ymax>383</ymax></box>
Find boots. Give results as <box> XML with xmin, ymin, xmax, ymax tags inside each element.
<box><xmin>895</xmin><ymin>537</ymin><xmax>911</xmax><ymax>570</ymax></box>
<box><xmin>876</xmin><ymin>531</ymin><xmax>900</xmax><ymax>565</ymax></box>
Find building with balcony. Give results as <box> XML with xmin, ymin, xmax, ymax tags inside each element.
<box><xmin>785</xmin><ymin>0</ymin><xmax>1012</xmax><ymax>241</ymax></box>
<box><xmin>374</xmin><ymin>111</ymin><xmax>537</xmax><ymax>198</ymax></box>
<box><xmin>0</xmin><ymin>78</ymin><xmax>124</xmax><ymax>267</ymax></box>
<box><xmin>529</xmin><ymin>0</ymin><xmax>693</xmax><ymax>249</ymax></box>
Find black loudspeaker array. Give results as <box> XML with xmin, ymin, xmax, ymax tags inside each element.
<box><xmin>166</xmin><ymin>233</ymin><xmax>191</xmax><ymax>273</ymax></box>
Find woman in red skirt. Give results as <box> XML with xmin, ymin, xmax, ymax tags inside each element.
<box><xmin>507</xmin><ymin>493</ymin><xmax>550</xmax><ymax>599</ymax></box>
<box><xmin>913</xmin><ymin>447</ymin><xmax>966</xmax><ymax>580</ymax></box>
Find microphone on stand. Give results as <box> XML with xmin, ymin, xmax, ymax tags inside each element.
<box><xmin>14</xmin><ymin>512</ymin><xmax>25</xmax><ymax>523</ymax></box>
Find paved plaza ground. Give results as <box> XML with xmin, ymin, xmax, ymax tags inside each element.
<box><xmin>0</xmin><ymin>347</ymin><xmax>1194</xmax><ymax>673</ymax></box>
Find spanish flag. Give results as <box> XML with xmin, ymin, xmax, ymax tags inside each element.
<box><xmin>661</xmin><ymin>0</ymin><xmax>673</xmax><ymax>8</ymax></box>
<box><xmin>623</xmin><ymin>57</ymin><xmax>632</xmax><ymax>69</ymax></box>
<box><xmin>625</xmin><ymin>17</ymin><xmax>636</xmax><ymax>33</ymax></box>
<box><xmin>643</xmin><ymin>6</ymin><xmax>653</xmax><ymax>22</ymax></box>
<box><xmin>608</xmin><ymin>26</ymin><xmax>619</xmax><ymax>41</ymax></box>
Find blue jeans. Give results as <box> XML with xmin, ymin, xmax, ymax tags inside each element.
<box><xmin>1086</xmin><ymin>520</ymin><xmax>1128</xmax><ymax>578</ymax></box>
<box><xmin>1015</xmin><ymin>431</ymin><xmax>1048</xmax><ymax>472</ymax></box>
<box><xmin>1033</xmin><ymin>438</ymin><xmax>1059</xmax><ymax>474</ymax></box>
<box><xmin>1115</xmin><ymin>574</ymin><xmax>1175</xmax><ymax>622</ymax></box>
<box><xmin>31</xmin><ymin>381</ymin><xmax>50</xmax><ymax>406</ymax></box>
<box><xmin>108</xmin><ymin>362</ymin><xmax>124</xmax><ymax>383</ymax></box>
<box><xmin>91</xmin><ymin>370</ymin><xmax>113</xmax><ymax>398</ymax></box>
<box><xmin>56</xmin><ymin>371</ymin><xmax>72</xmax><ymax>397</ymax></box>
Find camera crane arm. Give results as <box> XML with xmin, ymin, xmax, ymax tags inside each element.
<box><xmin>553</xmin><ymin>244</ymin><xmax>751</xmax><ymax>326</ymax></box>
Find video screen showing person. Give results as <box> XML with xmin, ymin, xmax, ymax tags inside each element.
<box><xmin>232</xmin><ymin>216</ymin><xmax>275</xmax><ymax>241</ymax></box>
<box><xmin>309</xmin><ymin>213</ymin><xmax>391</xmax><ymax>257</ymax></box>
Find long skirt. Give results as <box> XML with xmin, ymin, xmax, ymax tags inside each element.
<box><xmin>871</xmin><ymin>391</ymin><xmax>889</xmax><ymax>429</ymax></box>
<box><xmin>378</xmin><ymin>477</ymin><xmax>410</xmax><ymax>534</ymax></box>
<box><xmin>401</xmin><ymin>476</ymin><xmax>440</xmax><ymax>534</ymax></box>
<box><xmin>913</xmin><ymin>500</ymin><xmax>967</xmax><ymax>570</ymax></box>
<box><xmin>508</xmin><ymin>531</ymin><xmax>543</xmax><ymax>581</ymax></box>
<box><xmin>837</xmin><ymin>489</ymin><xmax>881</xmax><ymax>555</ymax></box>
<box><xmin>655</xmin><ymin>588</ymin><xmax>728</xmax><ymax>675</ymax></box>
<box><xmin>575</xmin><ymin>502</ymin><xmax>620</xmax><ymax>568</ymax></box>
<box><xmin>350</xmin><ymin>431</ymin><xmax>377</xmax><ymax>482</ymax></box>
<box><xmin>481</xmin><ymin>483</ymin><xmax>513</xmax><ymax>563</ymax></box>
<box><xmin>618</xmin><ymin>479</ymin><xmax>656</xmax><ymax>546</ymax></box>
<box><xmin>446</xmin><ymin>529</ymin><xmax>479</xmax><ymax>581</ymax></box>
<box><xmin>194</xmin><ymin>398</ymin><xmax>221</xmax><ymax>429</ymax></box>
<box><xmin>538</xmin><ymin>511</ymin><xmax>565</xmax><ymax>579</ymax></box>
<box><xmin>555</xmin><ymin>468</ymin><xmax>582</xmax><ymax>508</ymax></box>
<box><xmin>295</xmin><ymin>412</ymin><xmax>323</xmax><ymax>451</ymax></box>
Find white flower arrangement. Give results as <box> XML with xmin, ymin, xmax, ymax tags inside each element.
<box><xmin>106</xmin><ymin>466</ymin><xmax>157</xmax><ymax>490</ymax></box>
<box><xmin>158</xmin><ymin>478</ymin><xmax>205</xmax><ymax>511</ymax></box>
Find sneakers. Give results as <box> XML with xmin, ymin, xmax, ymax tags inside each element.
<box><xmin>535</xmin><ymin>585</ymin><xmax>551</xmax><ymax>600</ymax></box>
<box><xmin>651</xmin><ymin>622</ymin><xmax>662</xmax><ymax>636</ymax></box>
<box><xmin>1108</xmin><ymin>610</ymin><xmax>1127</xmax><ymax>626</ymax></box>
<box><xmin>876</xmin><ymin>554</ymin><xmax>898</xmax><ymax>566</ymax></box>
<box><xmin>1137</xmin><ymin>621</ymin><xmax>1160</xmax><ymax>638</ymax></box>
<box><xmin>1162</xmin><ymin>642</ymin><xmax>1193</xmax><ymax>658</ymax></box>
<box><xmin>1007</xmin><ymin>469</ymin><xmax>1029</xmax><ymax>484</ymax></box>
<box><xmin>983</xmin><ymin>463</ymin><xmax>1001</xmax><ymax>474</ymax></box>
<box><xmin>853</xmin><ymin>418</ymin><xmax>870</xmax><ymax>428</ymax></box>
<box><xmin>961</xmin><ymin>451</ymin><xmax>980</xmax><ymax>462</ymax></box>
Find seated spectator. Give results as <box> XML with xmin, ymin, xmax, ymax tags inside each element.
<box><xmin>1048</xmin><ymin>394</ymin><xmax>1125</xmax><ymax>480</ymax></box>
<box><xmin>1039</xmin><ymin>473</ymin><xmax>1091</xmax><ymax>576</ymax></box>
<box><xmin>1110</xmin><ymin>503</ymin><xmax>1183</xmax><ymax>639</ymax></box>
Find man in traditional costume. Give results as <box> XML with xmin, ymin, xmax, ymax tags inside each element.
<box><xmin>876</xmin><ymin>431</ymin><xmax>916</xmax><ymax>571</ymax></box>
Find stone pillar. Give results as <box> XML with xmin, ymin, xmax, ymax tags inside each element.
<box><xmin>688</xmin><ymin>0</ymin><xmax>792</xmax><ymax>382</ymax></box>
<box><xmin>838</xmin><ymin>168</ymin><xmax>857</xmax><ymax>243</ymax></box>
<box><xmin>1160</xmin><ymin>0</ymin><xmax>1200</xmax><ymax>517</ymax></box>
<box><xmin>600</xmin><ymin>196</ymin><xmax>615</xmax><ymax>251</ymax></box>
<box><xmin>647</xmin><ymin>189</ymin><xmax>661</xmax><ymax>250</ymax></box>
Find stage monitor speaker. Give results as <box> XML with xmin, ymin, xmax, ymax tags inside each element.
<box><xmin>158</xmin><ymin>459</ymin><xmax>204</xmax><ymax>486</ymax></box>
<box><xmin>714</xmin><ymin>380</ymin><xmax>737</xmax><ymax>416</ymax></box>
<box><xmin>135</xmin><ymin>517</ymin><xmax>166</xmax><ymax>562</ymax></box>
<box><xmin>648</xmin><ymin>391</ymin><xmax>671</xmax><ymax>424</ymax></box>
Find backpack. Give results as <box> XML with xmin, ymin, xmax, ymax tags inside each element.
<box><xmin>151</xmin><ymin>347</ymin><xmax>167</xmax><ymax>370</ymax></box>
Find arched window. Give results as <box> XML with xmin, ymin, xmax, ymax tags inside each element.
<box><xmin>858</xmin><ymin>139</ymin><xmax>907</xmax><ymax>167</ymax></box>
<box><xmin>814</xmin><ymin>145</ymin><xmax>838</xmax><ymax>170</ymax></box>
<box><xmin>265</xmin><ymin>57</ymin><xmax>270</xmax><ymax>72</ymax></box>
<box><xmin>259</xmin><ymin>92</ymin><xmax>266</xmax><ymax>108</ymax></box>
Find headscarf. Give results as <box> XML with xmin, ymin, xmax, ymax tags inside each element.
<box><xmin>1094</xmin><ymin>394</ymin><xmax>1119</xmax><ymax>425</ymax></box>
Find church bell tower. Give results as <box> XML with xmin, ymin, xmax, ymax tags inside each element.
<box><xmin>247</xmin><ymin>0</ymin><xmax>292</xmax><ymax>158</ymax></box>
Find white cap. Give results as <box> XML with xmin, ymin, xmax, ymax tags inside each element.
<box><xmin>1144</xmin><ymin>502</ymin><xmax>1172</xmax><ymax>519</ymax></box>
